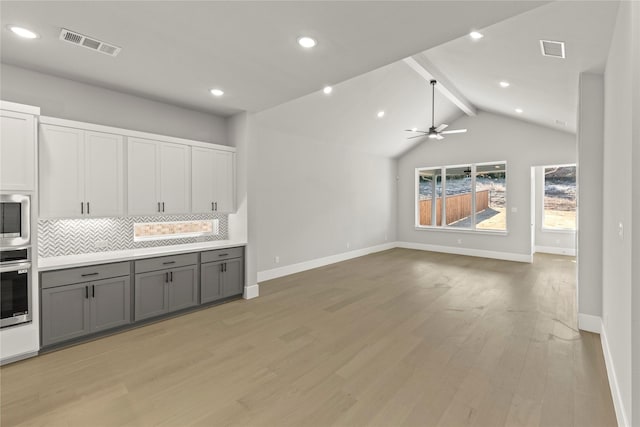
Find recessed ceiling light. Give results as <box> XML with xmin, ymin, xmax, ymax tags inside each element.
<box><xmin>7</xmin><ymin>25</ymin><xmax>39</xmax><ymax>39</ymax></box>
<box><xmin>323</xmin><ymin>86</ymin><xmax>332</xmax><ymax>95</ymax></box>
<box><xmin>515</xmin><ymin>108</ymin><xmax>523</xmax><ymax>113</ymax></box>
<box><xmin>499</xmin><ymin>81</ymin><xmax>510</xmax><ymax>88</ymax></box>
<box><xmin>209</xmin><ymin>88</ymin><xmax>224</xmax><ymax>97</ymax></box>
<box><xmin>469</xmin><ymin>31</ymin><xmax>484</xmax><ymax>40</ymax></box>
<box><xmin>297</xmin><ymin>36</ymin><xmax>317</xmax><ymax>48</ymax></box>
<box><xmin>377</xmin><ymin>111</ymin><xmax>385</xmax><ymax>118</ymax></box>
<box><xmin>555</xmin><ymin>119</ymin><xmax>567</xmax><ymax>126</ymax></box>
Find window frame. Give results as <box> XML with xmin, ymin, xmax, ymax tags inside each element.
<box><xmin>415</xmin><ymin>161</ymin><xmax>508</xmax><ymax>234</ymax></box>
<box><xmin>541</xmin><ymin>163</ymin><xmax>576</xmax><ymax>232</ymax></box>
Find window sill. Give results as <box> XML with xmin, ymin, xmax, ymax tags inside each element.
<box><xmin>540</xmin><ymin>227</ymin><xmax>576</xmax><ymax>234</ymax></box>
<box><xmin>414</xmin><ymin>226</ymin><xmax>508</xmax><ymax>236</ymax></box>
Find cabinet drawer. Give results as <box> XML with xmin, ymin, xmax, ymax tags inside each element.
<box><xmin>201</xmin><ymin>247</ymin><xmax>244</xmax><ymax>264</ymax></box>
<box><xmin>135</xmin><ymin>253</ymin><xmax>198</xmax><ymax>274</ymax></box>
<box><xmin>42</xmin><ymin>262</ymin><xmax>130</xmax><ymax>289</ymax></box>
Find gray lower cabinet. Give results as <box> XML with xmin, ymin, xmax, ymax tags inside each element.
<box><xmin>222</xmin><ymin>257</ymin><xmax>243</xmax><ymax>298</ymax></box>
<box><xmin>42</xmin><ymin>282</ymin><xmax>90</xmax><ymax>346</ymax></box>
<box><xmin>134</xmin><ymin>270</ymin><xmax>169</xmax><ymax>321</ymax></box>
<box><xmin>41</xmin><ymin>276</ymin><xmax>131</xmax><ymax>347</ymax></box>
<box><xmin>134</xmin><ymin>263</ymin><xmax>197</xmax><ymax>321</ymax></box>
<box><xmin>201</xmin><ymin>256</ymin><xmax>244</xmax><ymax>303</ymax></box>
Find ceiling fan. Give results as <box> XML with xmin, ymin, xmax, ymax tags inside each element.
<box><xmin>406</xmin><ymin>79</ymin><xmax>467</xmax><ymax>140</ymax></box>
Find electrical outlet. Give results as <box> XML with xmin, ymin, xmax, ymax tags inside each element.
<box><xmin>555</xmin><ymin>239</ymin><xmax>561</xmax><ymax>245</ymax></box>
<box><xmin>457</xmin><ymin>239</ymin><xmax>462</xmax><ymax>244</ymax></box>
<box><xmin>618</xmin><ymin>222</ymin><xmax>624</xmax><ymax>239</ymax></box>
<box><xmin>274</xmin><ymin>256</ymin><xmax>280</xmax><ymax>264</ymax></box>
<box><xmin>95</xmin><ymin>240</ymin><xmax>108</xmax><ymax>248</ymax></box>
<box><xmin>346</xmin><ymin>242</ymin><xmax>351</xmax><ymax>249</ymax></box>
<box><xmin>511</xmin><ymin>207</ymin><xmax>518</xmax><ymax>213</ymax></box>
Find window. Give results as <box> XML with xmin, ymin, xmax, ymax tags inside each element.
<box><xmin>543</xmin><ymin>165</ymin><xmax>576</xmax><ymax>230</ymax></box>
<box><xmin>416</xmin><ymin>162</ymin><xmax>507</xmax><ymax>232</ymax></box>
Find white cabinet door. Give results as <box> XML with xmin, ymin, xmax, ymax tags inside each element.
<box><xmin>128</xmin><ymin>138</ymin><xmax>161</xmax><ymax>215</ymax></box>
<box><xmin>159</xmin><ymin>142</ymin><xmax>190</xmax><ymax>214</ymax></box>
<box><xmin>40</xmin><ymin>125</ymin><xmax>85</xmax><ymax>218</ymax></box>
<box><xmin>85</xmin><ymin>131</ymin><xmax>124</xmax><ymax>217</ymax></box>
<box><xmin>0</xmin><ymin>110</ymin><xmax>35</xmax><ymax>191</ymax></box>
<box><xmin>191</xmin><ymin>147</ymin><xmax>215</xmax><ymax>213</ymax></box>
<box><xmin>212</xmin><ymin>150</ymin><xmax>235</xmax><ymax>213</ymax></box>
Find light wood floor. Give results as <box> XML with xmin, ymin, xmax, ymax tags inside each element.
<box><xmin>1</xmin><ymin>249</ymin><xmax>616</xmax><ymax>427</ymax></box>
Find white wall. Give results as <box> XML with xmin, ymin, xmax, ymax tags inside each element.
<box><xmin>533</xmin><ymin>167</ymin><xmax>576</xmax><ymax>255</ymax></box>
<box><xmin>0</xmin><ymin>63</ymin><xmax>227</xmax><ymax>144</ymax></box>
<box><xmin>577</xmin><ymin>73</ymin><xmax>605</xmax><ymax>323</ymax></box>
<box><xmin>601</xmin><ymin>1</ymin><xmax>638</xmax><ymax>425</ymax></box>
<box><xmin>227</xmin><ymin>112</ymin><xmax>258</xmax><ymax>298</ymax></box>
<box><xmin>252</xmin><ymin>117</ymin><xmax>397</xmax><ymax>275</ymax></box>
<box><xmin>632</xmin><ymin>1</ymin><xmax>640</xmax><ymax>423</ymax></box>
<box><xmin>397</xmin><ymin>110</ymin><xmax>575</xmax><ymax>260</ymax></box>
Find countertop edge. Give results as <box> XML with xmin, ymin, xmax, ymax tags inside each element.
<box><xmin>37</xmin><ymin>241</ymin><xmax>248</xmax><ymax>271</ymax></box>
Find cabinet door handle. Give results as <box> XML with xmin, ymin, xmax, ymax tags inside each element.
<box><xmin>92</xmin><ymin>285</ymin><xmax>95</xmax><ymax>298</ymax></box>
<box><xmin>170</xmin><ymin>271</ymin><xmax>173</xmax><ymax>282</ymax></box>
<box><xmin>220</xmin><ymin>263</ymin><xmax>224</xmax><ymax>273</ymax></box>
<box><xmin>224</xmin><ymin>262</ymin><xmax>227</xmax><ymax>272</ymax></box>
<box><xmin>158</xmin><ymin>202</ymin><xmax>161</xmax><ymax>212</ymax></box>
<box><xmin>218</xmin><ymin>253</ymin><xmax>228</xmax><ymax>257</ymax></box>
<box><xmin>162</xmin><ymin>261</ymin><xmax>176</xmax><ymax>265</ymax></box>
<box><xmin>165</xmin><ymin>272</ymin><xmax>169</xmax><ymax>283</ymax></box>
<box><xmin>85</xmin><ymin>286</ymin><xmax>89</xmax><ymax>299</ymax></box>
<box><xmin>81</xmin><ymin>202</ymin><xmax>84</xmax><ymax>214</ymax></box>
<box><xmin>215</xmin><ymin>202</ymin><xmax>218</xmax><ymax>211</ymax></box>
<box><xmin>162</xmin><ymin>202</ymin><xmax>165</xmax><ymax>212</ymax></box>
<box><xmin>212</xmin><ymin>202</ymin><xmax>214</xmax><ymax>211</ymax></box>
<box><xmin>87</xmin><ymin>202</ymin><xmax>90</xmax><ymax>215</ymax></box>
<box><xmin>81</xmin><ymin>272</ymin><xmax>99</xmax><ymax>277</ymax></box>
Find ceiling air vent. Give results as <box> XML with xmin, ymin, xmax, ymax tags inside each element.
<box><xmin>540</xmin><ymin>40</ymin><xmax>565</xmax><ymax>59</ymax></box>
<box><xmin>59</xmin><ymin>28</ymin><xmax>121</xmax><ymax>57</ymax></box>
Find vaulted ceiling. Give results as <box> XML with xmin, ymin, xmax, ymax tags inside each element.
<box><xmin>0</xmin><ymin>1</ymin><xmax>546</xmax><ymax>116</ymax></box>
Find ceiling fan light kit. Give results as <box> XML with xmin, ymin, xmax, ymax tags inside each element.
<box><xmin>406</xmin><ymin>79</ymin><xmax>467</xmax><ymax>141</ymax></box>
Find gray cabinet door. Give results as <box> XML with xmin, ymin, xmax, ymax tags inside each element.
<box><xmin>222</xmin><ymin>258</ymin><xmax>244</xmax><ymax>298</ymax></box>
<box><xmin>91</xmin><ymin>277</ymin><xmax>131</xmax><ymax>332</ymax></box>
<box><xmin>135</xmin><ymin>271</ymin><xmax>169</xmax><ymax>321</ymax></box>
<box><xmin>42</xmin><ymin>282</ymin><xmax>90</xmax><ymax>346</ymax></box>
<box><xmin>201</xmin><ymin>261</ymin><xmax>223</xmax><ymax>304</ymax></box>
<box><xmin>168</xmin><ymin>265</ymin><xmax>198</xmax><ymax>312</ymax></box>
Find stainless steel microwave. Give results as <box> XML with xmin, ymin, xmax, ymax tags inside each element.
<box><xmin>0</xmin><ymin>194</ymin><xmax>31</xmax><ymax>247</ymax></box>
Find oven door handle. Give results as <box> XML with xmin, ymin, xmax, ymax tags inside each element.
<box><xmin>0</xmin><ymin>262</ymin><xmax>31</xmax><ymax>273</ymax></box>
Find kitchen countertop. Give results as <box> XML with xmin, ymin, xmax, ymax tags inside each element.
<box><xmin>37</xmin><ymin>240</ymin><xmax>247</xmax><ymax>271</ymax></box>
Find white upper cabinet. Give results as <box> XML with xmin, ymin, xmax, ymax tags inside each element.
<box><xmin>128</xmin><ymin>138</ymin><xmax>190</xmax><ymax>215</ymax></box>
<box><xmin>40</xmin><ymin>124</ymin><xmax>123</xmax><ymax>219</ymax></box>
<box><xmin>128</xmin><ymin>138</ymin><xmax>160</xmax><ymax>216</ymax></box>
<box><xmin>191</xmin><ymin>147</ymin><xmax>235</xmax><ymax>214</ymax></box>
<box><xmin>159</xmin><ymin>142</ymin><xmax>190</xmax><ymax>215</ymax></box>
<box><xmin>84</xmin><ymin>131</ymin><xmax>124</xmax><ymax>217</ymax></box>
<box><xmin>1</xmin><ymin>109</ymin><xmax>36</xmax><ymax>191</ymax></box>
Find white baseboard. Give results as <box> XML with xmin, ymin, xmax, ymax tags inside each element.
<box><xmin>257</xmin><ymin>242</ymin><xmax>397</xmax><ymax>283</ymax></box>
<box><xmin>243</xmin><ymin>284</ymin><xmax>259</xmax><ymax>299</ymax></box>
<box><xmin>397</xmin><ymin>241</ymin><xmax>533</xmax><ymax>263</ymax></box>
<box><xmin>0</xmin><ymin>350</ymin><xmax>38</xmax><ymax>366</ymax></box>
<box><xmin>600</xmin><ymin>320</ymin><xmax>630</xmax><ymax>427</ymax></box>
<box><xmin>577</xmin><ymin>313</ymin><xmax>602</xmax><ymax>333</ymax></box>
<box><xmin>535</xmin><ymin>245</ymin><xmax>576</xmax><ymax>256</ymax></box>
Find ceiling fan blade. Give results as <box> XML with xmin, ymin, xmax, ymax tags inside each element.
<box><xmin>407</xmin><ymin>134</ymin><xmax>427</xmax><ymax>139</ymax></box>
<box><xmin>440</xmin><ymin>129</ymin><xmax>467</xmax><ymax>134</ymax></box>
<box><xmin>436</xmin><ymin>134</ymin><xmax>445</xmax><ymax>140</ymax></box>
<box><xmin>435</xmin><ymin>123</ymin><xmax>448</xmax><ymax>132</ymax></box>
<box><xmin>405</xmin><ymin>129</ymin><xmax>427</xmax><ymax>133</ymax></box>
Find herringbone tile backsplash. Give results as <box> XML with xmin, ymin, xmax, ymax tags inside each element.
<box><xmin>38</xmin><ymin>214</ymin><xmax>228</xmax><ymax>258</ymax></box>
